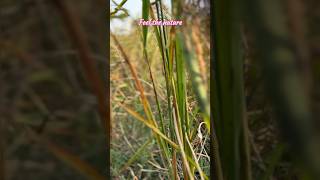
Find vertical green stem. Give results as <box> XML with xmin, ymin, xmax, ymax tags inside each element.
<box><xmin>212</xmin><ymin>0</ymin><xmax>251</xmax><ymax>179</ymax></box>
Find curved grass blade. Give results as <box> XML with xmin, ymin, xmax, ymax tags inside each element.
<box><xmin>119</xmin><ymin>104</ymin><xmax>179</xmax><ymax>150</ymax></box>
<box><xmin>118</xmin><ymin>137</ymin><xmax>153</xmax><ymax>174</ymax></box>
<box><xmin>185</xmin><ymin>136</ymin><xmax>208</xmax><ymax>180</ymax></box>
<box><xmin>111</xmin><ymin>33</ymin><xmax>154</xmax><ymax>123</ymax></box>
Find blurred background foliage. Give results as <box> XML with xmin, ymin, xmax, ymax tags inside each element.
<box><xmin>1</xmin><ymin>0</ymin><xmax>107</xmax><ymax>179</ymax></box>
<box><xmin>212</xmin><ymin>0</ymin><xmax>320</xmax><ymax>179</ymax></box>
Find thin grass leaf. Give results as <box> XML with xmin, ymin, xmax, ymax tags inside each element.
<box><xmin>140</xmin><ymin>28</ymin><xmax>173</xmax><ymax>173</ymax></box>
<box><xmin>185</xmin><ymin>136</ymin><xmax>208</xmax><ymax>180</ymax></box>
<box><xmin>118</xmin><ymin>137</ymin><xmax>153</xmax><ymax>174</ymax></box>
<box><xmin>140</xmin><ymin>30</ymin><xmax>165</xmax><ymax>135</ymax></box>
<box><xmin>150</xmin><ymin>5</ymin><xmax>176</xmax><ymax>140</ymax></box>
<box><xmin>172</xmin><ymin>107</ymin><xmax>194</xmax><ymax>180</ymax></box>
<box><xmin>119</xmin><ymin>104</ymin><xmax>179</xmax><ymax>150</ymax></box>
<box><xmin>142</xmin><ymin>0</ymin><xmax>150</xmax><ymax>47</ymax></box>
<box><xmin>111</xmin><ymin>33</ymin><xmax>154</xmax><ymax>124</ymax></box>
<box><xmin>175</xmin><ymin>33</ymin><xmax>189</xmax><ymax>134</ymax></box>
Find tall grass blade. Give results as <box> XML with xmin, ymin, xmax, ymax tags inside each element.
<box><xmin>213</xmin><ymin>0</ymin><xmax>251</xmax><ymax>179</ymax></box>
<box><xmin>111</xmin><ymin>33</ymin><xmax>154</xmax><ymax>123</ymax></box>
<box><xmin>175</xmin><ymin>31</ymin><xmax>188</xmax><ymax>135</ymax></box>
<box><xmin>151</xmin><ymin>4</ymin><xmax>176</xmax><ymax>140</ymax></box>
<box><xmin>185</xmin><ymin>136</ymin><xmax>208</xmax><ymax>180</ymax></box>
<box><xmin>141</xmin><ymin>30</ymin><xmax>165</xmax><ymax>135</ymax></box>
<box><xmin>118</xmin><ymin>137</ymin><xmax>153</xmax><ymax>174</ymax></box>
<box><xmin>142</xmin><ymin>0</ymin><xmax>150</xmax><ymax>47</ymax></box>
<box><xmin>172</xmin><ymin>107</ymin><xmax>194</xmax><ymax>180</ymax></box>
<box><xmin>119</xmin><ymin>104</ymin><xmax>179</xmax><ymax>150</ymax></box>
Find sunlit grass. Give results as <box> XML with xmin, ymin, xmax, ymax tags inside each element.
<box><xmin>111</xmin><ymin>0</ymin><xmax>210</xmax><ymax>179</ymax></box>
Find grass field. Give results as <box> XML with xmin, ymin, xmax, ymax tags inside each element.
<box><xmin>111</xmin><ymin>0</ymin><xmax>211</xmax><ymax>179</ymax></box>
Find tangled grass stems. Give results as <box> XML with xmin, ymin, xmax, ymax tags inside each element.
<box><xmin>112</xmin><ymin>0</ymin><xmax>210</xmax><ymax>179</ymax></box>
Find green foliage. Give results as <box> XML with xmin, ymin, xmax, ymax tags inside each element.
<box><xmin>212</xmin><ymin>0</ymin><xmax>251</xmax><ymax>179</ymax></box>
<box><xmin>111</xmin><ymin>0</ymin><xmax>210</xmax><ymax>179</ymax></box>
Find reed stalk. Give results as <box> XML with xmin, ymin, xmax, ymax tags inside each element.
<box><xmin>212</xmin><ymin>0</ymin><xmax>252</xmax><ymax>179</ymax></box>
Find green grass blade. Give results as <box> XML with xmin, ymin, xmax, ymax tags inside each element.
<box><xmin>142</xmin><ymin>0</ymin><xmax>150</xmax><ymax>47</ymax></box>
<box><xmin>151</xmin><ymin>5</ymin><xmax>176</xmax><ymax>140</ymax></box>
<box><xmin>110</xmin><ymin>0</ymin><xmax>128</xmax><ymax>17</ymax></box>
<box><xmin>212</xmin><ymin>0</ymin><xmax>251</xmax><ymax>179</ymax></box>
<box><xmin>140</xmin><ymin>23</ymin><xmax>173</xmax><ymax>176</ymax></box>
<box><xmin>175</xmin><ymin>32</ymin><xmax>188</xmax><ymax>134</ymax></box>
<box><xmin>185</xmin><ymin>136</ymin><xmax>208</xmax><ymax>180</ymax></box>
<box><xmin>118</xmin><ymin>137</ymin><xmax>153</xmax><ymax>174</ymax></box>
<box><xmin>179</xmin><ymin>32</ymin><xmax>210</xmax><ymax>131</ymax></box>
<box><xmin>172</xmin><ymin>105</ymin><xmax>194</xmax><ymax>180</ymax></box>
<box><xmin>111</xmin><ymin>33</ymin><xmax>154</xmax><ymax>123</ymax></box>
<box><xmin>120</xmin><ymin>104</ymin><xmax>179</xmax><ymax>150</ymax></box>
